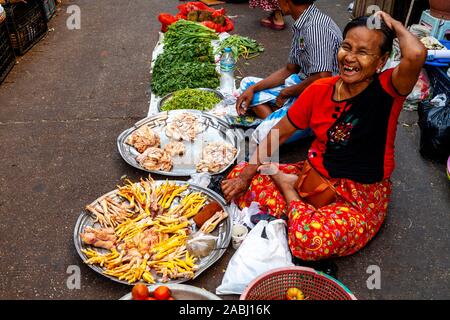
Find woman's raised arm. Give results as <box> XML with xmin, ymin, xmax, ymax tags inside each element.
<box><xmin>377</xmin><ymin>11</ymin><xmax>427</xmax><ymax>96</ymax></box>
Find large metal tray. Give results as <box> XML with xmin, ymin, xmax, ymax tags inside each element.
<box><xmin>117</xmin><ymin>110</ymin><xmax>241</xmax><ymax>177</ymax></box>
<box><xmin>74</xmin><ymin>180</ymin><xmax>231</xmax><ymax>286</ymax></box>
<box><xmin>157</xmin><ymin>88</ymin><xmax>225</xmax><ymax>113</ymax></box>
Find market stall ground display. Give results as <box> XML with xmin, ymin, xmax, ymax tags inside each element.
<box><xmin>4</xmin><ymin>0</ymin><xmax>48</xmax><ymax>56</ymax></box>
<box><xmin>74</xmin><ymin>178</ymin><xmax>231</xmax><ymax>286</ymax></box>
<box><xmin>151</xmin><ymin>20</ymin><xmax>220</xmax><ymax>97</ymax></box>
<box><xmin>117</xmin><ymin>110</ymin><xmax>240</xmax><ymax>176</ymax></box>
<box><xmin>0</xmin><ymin>17</ymin><xmax>15</xmax><ymax>85</ymax></box>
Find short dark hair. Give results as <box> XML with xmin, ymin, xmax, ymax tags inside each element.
<box><xmin>343</xmin><ymin>16</ymin><xmax>395</xmax><ymax>55</ymax></box>
<box><xmin>291</xmin><ymin>0</ymin><xmax>316</xmax><ymax>5</ymax></box>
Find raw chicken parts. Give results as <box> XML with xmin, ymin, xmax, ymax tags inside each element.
<box><xmin>196</xmin><ymin>142</ymin><xmax>237</xmax><ymax>173</ymax></box>
<box><xmin>165</xmin><ymin>113</ymin><xmax>205</xmax><ymax>141</ymax></box>
<box><xmin>126</xmin><ymin>126</ymin><xmax>161</xmax><ymax>153</ymax></box>
<box><xmin>136</xmin><ymin>147</ymin><xmax>173</xmax><ymax>171</ymax></box>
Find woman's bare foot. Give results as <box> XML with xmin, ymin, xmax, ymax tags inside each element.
<box><xmin>258</xmin><ymin>163</ymin><xmax>300</xmax><ymax>202</ymax></box>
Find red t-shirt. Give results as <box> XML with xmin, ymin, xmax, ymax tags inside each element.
<box><xmin>287</xmin><ymin>68</ymin><xmax>407</xmax><ymax>183</ymax></box>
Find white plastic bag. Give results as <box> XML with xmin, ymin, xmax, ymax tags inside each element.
<box><xmin>216</xmin><ymin>219</ymin><xmax>294</xmax><ymax>295</ymax></box>
<box><xmin>229</xmin><ymin>201</ymin><xmax>261</xmax><ymax>228</ymax></box>
<box><xmin>186</xmin><ymin>231</ymin><xmax>218</xmax><ymax>258</ymax></box>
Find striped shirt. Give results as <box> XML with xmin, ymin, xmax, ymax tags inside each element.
<box><xmin>288</xmin><ymin>4</ymin><xmax>342</xmax><ymax>77</ymax></box>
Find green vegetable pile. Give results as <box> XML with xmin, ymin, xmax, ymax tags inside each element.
<box><xmin>215</xmin><ymin>35</ymin><xmax>264</xmax><ymax>61</ymax></box>
<box><xmin>151</xmin><ymin>20</ymin><xmax>220</xmax><ymax>97</ymax></box>
<box><xmin>163</xmin><ymin>20</ymin><xmax>219</xmax><ymax>49</ymax></box>
<box><xmin>161</xmin><ymin>88</ymin><xmax>221</xmax><ymax>112</ymax></box>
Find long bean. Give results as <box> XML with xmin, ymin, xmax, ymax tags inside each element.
<box><xmin>215</xmin><ymin>35</ymin><xmax>264</xmax><ymax>61</ymax></box>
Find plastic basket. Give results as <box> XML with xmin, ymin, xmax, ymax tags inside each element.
<box><xmin>4</xmin><ymin>0</ymin><xmax>48</xmax><ymax>56</ymax></box>
<box><xmin>0</xmin><ymin>18</ymin><xmax>15</xmax><ymax>84</ymax></box>
<box><xmin>39</xmin><ymin>0</ymin><xmax>56</xmax><ymax>22</ymax></box>
<box><xmin>425</xmin><ymin>64</ymin><xmax>450</xmax><ymax>96</ymax></box>
<box><xmin>240</xmin><ymin>267</ymin><xmax>357</xmax><ymax>300</ymax></box>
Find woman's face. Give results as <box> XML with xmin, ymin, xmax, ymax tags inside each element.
<box><xmin>338</xmin><ymin>26</ymin><xmax>389</xmax><ymax>85</ymax></box>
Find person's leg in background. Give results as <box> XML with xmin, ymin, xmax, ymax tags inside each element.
<box><xmin>249</xmin><ymin>0</ymin><xmax>285</xmax><ymax>30</ymax></box>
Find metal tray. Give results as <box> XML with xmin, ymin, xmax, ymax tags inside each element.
<box><xmin>117</xmin><ymin>110</ymin><xmax>241</xmax><ymax>177</ymax></box>
<box><xmin>74</xmin><ymin>180</ymin><xmax>231</xmax><ymax>286</ymax></box>
<box><xmin>119</xmin><ymin>283</ymin><xmax>222</xmax><ymax>300</ymax></box>
<box><xmin>157</xmin><ymin>88</ymin><xmax>225</xmax><ymax>113</ymax></box>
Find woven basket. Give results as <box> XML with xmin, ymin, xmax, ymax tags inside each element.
<box><xmin>240</xmin><ymin>266</ymin><xmax>357</xmax><ymax>300</ymax></box>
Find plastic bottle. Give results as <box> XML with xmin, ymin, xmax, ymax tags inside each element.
<box><xmin>219</xmin><ymin>47</ymin><xmax>236</xmax><ymax>102</ymax></box>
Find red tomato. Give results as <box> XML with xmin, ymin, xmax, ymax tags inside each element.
<box><xmin>153</xmin><ymin>286</ymin><xmax>171</xmax><ymax>300</ymax></box>
<box><xmin>168</xmin><ymin>297</ymin><xmax>175</xmax><ymax>300</ymax></box>
<box><xmin>146</xmin><ymin>297</ymin><xmax>157</xmax><ymax>300</ymax></box>
<box><xmin>132</xmin><ymin>284</ymin><xmax>149</xmax><ymax>300</ymax></box>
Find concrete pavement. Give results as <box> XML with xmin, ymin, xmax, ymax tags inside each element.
<box><xmin>0</xmin><ymin>0</ymin><xmax>448</xmax><ymax>300</ymax></box>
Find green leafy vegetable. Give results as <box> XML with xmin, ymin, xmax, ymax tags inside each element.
<box><xmin>152</xmin><ymin>62</ymin><xmax>219</xmax><ymax>97</ymax></box>
<box><xmin>151</xmin><ymin>20</ymin><xmax>220</xmax><ymax>97</ymax></box>
<box><xmin>161</xmin><ymin>89</ymin><xmax>221</xmax><ymax>111</ymax></box>
<box><xmin>215</xmin><ymin>35</ymin><xmax>264</xmax><ymax>61</ymax></box>
<box><xmin>163</xmin><ymin>20</ymin><xmax>218</xmax><ymax>49</ymax></box>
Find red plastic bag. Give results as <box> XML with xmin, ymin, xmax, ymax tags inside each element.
<box><xmin>158</xmin><ymin>13</ymin><xmax>179</xmax><ymax>32</ymax></box>
<box><xmin>177</xmin><ymin>2</ymin><xmax>213</xmax><ymax>15</ymax></box>
<box><xmin>158</xmin><ymin>1</ymin><xmax>234</xmax><ymax>33</ymax></box>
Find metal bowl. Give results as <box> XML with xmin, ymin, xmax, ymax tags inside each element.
<box><xmin>157</xmin><ymin>88</ymin><xmax>225</xmax><ymax>113</ymax></box>
<box><xmin>117</xmin><ymin>109</ymin><xmax>242</xmax><ymax>177</ymax></box>
<box><xmin>119</xmin><ymin>283</ymin><xmax>222</xmax><ymax>300</ymax></box>
<box><xmin>74</xmin><ymin>180</ymin><xmax>232</xmax><ymax>286</ymax></box>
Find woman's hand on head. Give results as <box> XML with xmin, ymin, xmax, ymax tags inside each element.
<box><xmin>374</xmin><ymin>11</ymin><xmax>397</xmax><ymax>30</ymax></box>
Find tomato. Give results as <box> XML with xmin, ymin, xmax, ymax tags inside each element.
<box><xmin>153</xmin><ymin>286</ymin><xmax>171</xmax><ymax>300</ymax></box>
<box><xmin>146</xmin><ymin>297</ymin><xmax>157</xmax><ymax>300</ymax></box>
<box><xmin>286</xmin><ymin>287</ymin><xmax>305</xmax><ymax>300</ymax></box>
<box><xmin>132</xmin><ymin>284</ymin><xmax>149</xmax><ymax>300</ymax></box>
<box><xmin>168</xmin><ymin>296</ymin><xmax>175</xmax><ymax>300</ymax></box>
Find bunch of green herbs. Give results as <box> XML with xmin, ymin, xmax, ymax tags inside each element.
<box><xmin>161</xmin><ymin>88</ymin><xmax>221</xmax><ymax>111</ymax></box>
<box><xmin>163</xmin><ymin>20</ymin><xmax>218</xmax><ymax>48</ymax></box>
<box><xmin>152</xmin><ymin>61</ymin><xmax>219</xmax><ymax>97</ymax></box>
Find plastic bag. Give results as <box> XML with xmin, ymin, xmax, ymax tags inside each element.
<box><xmin>229</xmin><ymin>201</ymin><xmax>261</xmax><ymax>228</ymax></box>
<box><xmin>404</xmin><ymin>68</ymin><xmax>431</xmax><ymax>111</ymax></box>
<box><xmin>186</xmin><ymin>231</ymin><xmax>218</xmax><ymax>257</ymax></box>
<box><xmin>418</xmin><ymin>94</ymin><xmax>450</xmax><ymax>162</ymax></box>
<box><xmin>188</xmin><ymin>172</ymin><xmax>211</xmax><ymax>188</ymax></box>
<box><xmin>216</xmin><ymin>219</ymin><xmax>294</xmax><ymax>295</ymax></box>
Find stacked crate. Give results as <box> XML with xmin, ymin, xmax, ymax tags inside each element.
<box><xmin>4</xmin><ymin>0</ymin><xmax>48</xmax><ymax>56</ymax></box>
<box><xmin>0</xmin><ymin>12</ymin><xmax>16</xmax><ymax>84</ymax></box>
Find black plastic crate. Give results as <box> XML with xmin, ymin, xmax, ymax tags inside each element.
<box><xmin>0</xmin><ymin>19</ymin><xmax>16</xmax><ymax>84</ymax></box>
<box><xmin>39</xmin><ymin>0</ymin><xmax>56</xmax><ymax>22</ymax></box>
<box><xmin>4</xmin><ymin>0</ymin><xmax>48</xmax><ymax>56</ymax></box>
<box><xmin>425</xmin><ymin>64</ymin><xmax>450</xmax><ymax>97</ymax></box>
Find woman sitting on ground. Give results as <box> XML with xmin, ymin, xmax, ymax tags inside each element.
<box><xmin>222</xmin><ymin>12</ymin><xmax>427</xmax><ymax>261</ymax></box>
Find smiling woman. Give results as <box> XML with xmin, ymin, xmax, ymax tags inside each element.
<box><xmin>222</xmin><ymin>12</ymin><xmax>427</xmax><ymax>261</ymax></box>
